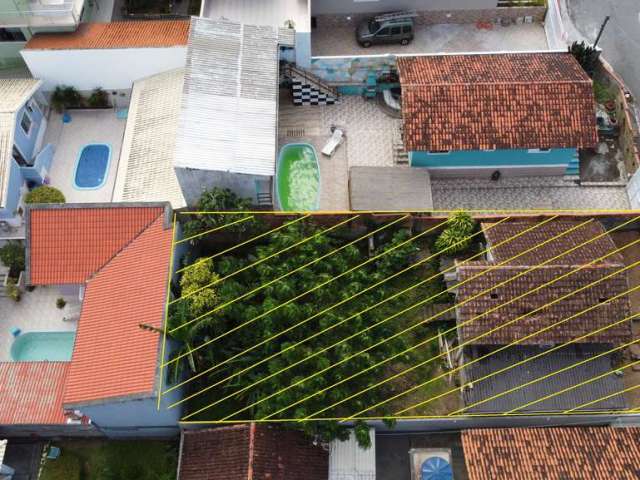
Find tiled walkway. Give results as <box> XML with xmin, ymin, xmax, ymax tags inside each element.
<box><xmin>312</xmin><ymin>22</ymin><xmax>548</xmax><ymax>57</ymax></box>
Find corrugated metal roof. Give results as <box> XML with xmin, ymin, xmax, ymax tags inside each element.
<box><xmin>329</xmin><ymin>429</ymin><xmax>376</xmax><ymax>480</ymax></box>
<box><xmin>0</xmin><ymin>439</ymin><xmax>6</xmax><ymax>465</ymax></box>
<box><xmin>173</xmin><ymin>17</ymin><xmax>278</xmax><ymax>176</ymax></box>
<box><xmin>0</xmin><ymin>362</ymin><xmax>69</xmax><ymax>424</ymax></box>
<box><xmin>203</xmin><ymin>0</ymin><xmax>311</xmax><ymax>33</ymax></box>
<box><xmin>113</xmin><ymin>69</ymin><xmax>187</xmax><ymax>208</ymax></box>
<box><xmin>0</xmin><ymin>79</ymin><xmax>41</xmax><ymax>210</ymax></box>
<box><xmin>462</xmin><ymin>345</ymin><xmax>626</xmax><ymax>413</ymax></box>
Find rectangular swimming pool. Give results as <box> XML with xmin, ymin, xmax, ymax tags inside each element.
<box><xmin>74</xmin><ymin>143</ymin><xmax>111</xmax><ymax>189</ymax></box>
<box><xmin>11</xmin><ymin>332</ymin><xmax>76</xmax><ymax>362</ymax></box>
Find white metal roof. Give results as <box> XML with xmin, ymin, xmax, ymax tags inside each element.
<box><xmin>173</xmin><ymin>17</ymin><xmax>279</xmax><ymax>177</ymax></box>
<box><xmin>113</xmin><ymin>68</ymin><xmax>187</xmax><ymax>208</ymax></box>
<box><xmin>329</xmin><ymin>429</ymin><xmax>376</xmax><ymax>480</ymax></box>
<box><xmin>202</xmin><ymin>0</ymin><xmax>311</xmax><ymax>33</ymax></box>
<box><xmin>0</xmin><ymin>79</ymin><xmax>41</xmax><ymax>210</ymax></box>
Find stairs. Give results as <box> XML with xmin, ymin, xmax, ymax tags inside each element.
<box><xmin>0</xmin><ymin>270</ymin><xmax>8</xmax><ymax>298</ymax></box>
<box><xmin>393</xmin><ymin>128</ymin><xmax>409</xmax><ymax>165</ymax></box>
<box><xmin>283</xmin><ymin>63</ymin><xmax>339</xmax><ymax>106</ymax></box>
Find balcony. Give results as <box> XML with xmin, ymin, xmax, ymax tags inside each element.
<box><xmin>0</xmin><ymin>0</ymin><xmax>83</xmax><ymax>29</ymax></box>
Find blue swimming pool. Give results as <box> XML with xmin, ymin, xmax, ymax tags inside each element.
<box><xmin>11</xmin><ymin>332</ymin><xmax>76</xmax><ymax>362</ymax></box>
<box><xmin>74</xmin><ymin>144</ymin><xmax>111</xmax><ymax>189</ymax></box>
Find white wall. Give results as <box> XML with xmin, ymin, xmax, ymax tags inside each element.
<box><xmin>312</xmin><ymin>0</ymin><xmax>496</xmax><ymax>15</ymax></box>
<box><xmin>21</xmin><ymin>46</ymin><xmax>187</xmax><ymax>91</ymax></box>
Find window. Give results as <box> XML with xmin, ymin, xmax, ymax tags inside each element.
<box><xmin>377</xmin><ymin>27</ymin><xmax>390</xmax><ymax>36</ymax></box>
<box><xmin>402</xmin><ymin>25</ymin><xmax>412</xmax><ymax>34</ymax></box>
<box><xmin>0</xmin><ymin>28</ymin><xmax>26</xmax><ymax>42</ymax></box>
<box><xmin>527</xmin><ymin>148</ymin><xmax>551</xmax><ymax>153</ymax></box>
<box><xmin>427</xmin><ymin>150</ymin><xmax>451</xmax><ymax>155</ymax></box>
<box><xmin>391</xmin><ymin>26</ymin><xmax>401</xmax><ymax>35</ymax></box>
<box><xmin>12</xmin><ymin>146</ymin><xmax>27</xmax><ymax>166</ymax></box>
<box><xmin>20</xmin><ymin>111</ymin><xmax>32</xmax><ymax>136</ymax></box>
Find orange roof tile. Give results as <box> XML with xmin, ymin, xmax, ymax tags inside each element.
<box><xmin>63</xmin><ymin>214</ymin><xmax>172</xmax><ymax>405</ymax></box>
<box><xmin>398</xmin><ymin>53</ymin><xmax>598</xmax><ymax>151</ymax></box>
<box><xmin>462</xmin><ymin>427</ymin><xmax>640</xmax><ymax>479</ymax></box>
<box><xmin>28</xmin><ymin>206</ymin><xmax>163</xmax><ymax>285</ymax></box>
<box><xmin>24</xmin><ymin>20</ymin><xmax>190</xmax><ymax>50</ymax></box>
<box><xmin>0</xmin><ymin>362</ymin><xmax>69</xmax><ymax>424</ymax></box>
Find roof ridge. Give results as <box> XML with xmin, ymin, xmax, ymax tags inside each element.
<box><xmin>403</xmin><ymin>79</ymin><xmax>592</xmax><ymax>87</ymax></box>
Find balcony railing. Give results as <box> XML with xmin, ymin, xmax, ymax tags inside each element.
<box><xmin>0</xmin><ymin>0</ymin><xmax>82</xmax><ymax>27</ymax></box>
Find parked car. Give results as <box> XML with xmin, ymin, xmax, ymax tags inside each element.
<box><xmin>356</xmin><ymin>15</ymin><xmax>414</xmax><ymax>48</ymax></box>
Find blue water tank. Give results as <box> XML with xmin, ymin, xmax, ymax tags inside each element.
<box><xmin>421</xmin><ymin>456</ymin><xmax>453</xmax><ymax>480</ymax></box>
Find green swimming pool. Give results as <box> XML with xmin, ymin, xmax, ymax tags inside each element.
<box><xmin>276</xmin><ymin>143</ymin><xmax>320</xmax><ymax>211</ymax></box>
<box><xmin>11</xmin><ymin>332</ymin><xmax>76</xmax><ymax>361</ymax></box>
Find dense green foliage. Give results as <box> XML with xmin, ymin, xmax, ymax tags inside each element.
<box><xmin>171</xmin><ymin>219</ymin><xmax>445</xmax><ymax>446</ymax></box>
<box><xmin>50</xmin><ymin>86</ymin><xmax>83</xmax><ymax>113</ymax></box>
<box><xmin>40</xmin><ymin>441</ymin><xmax>177</xmax><ymax>480</ymax></box>
<box><xmin>0</xmin><ymin>240</ymin><xmax>25</xmax><ymax>275</ymax></box>
<box><xmin>434</xmin><ymin>211</ymin><xmax>477</xmax><ymax>255</ymax></box>
<box><xmin>569</xmin><ymin>40</ymin><xmax>600</xmax><ymax>77</ymax></box>
<box><xmin>24</xmin><ymin>185</ymin><xmax>65</xmax><ymax>204</ymax></box>
<box><xmin>182</xmin><ymin>187</ymin><xmax>260</xmax><ymax>240</ymax></box>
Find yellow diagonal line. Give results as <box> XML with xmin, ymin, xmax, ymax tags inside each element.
<box><xmin>177</xmin><ymin>209</ymin><xmax>640</xmax><ymax>214</ymax></box>
<box><xmin>172</xmin><ymin>214</ymin><xmax>310</xmax><ymax>295</ymax></box>
<box><xmin>169</xmin><ymin>214</ymin><xmax>404</xmax><ymax>333</ymax></box>
<box><xmin>157</xmin><ymin>212</ymin><xmax>178</xmax><ymax>410</ymax></box>
<box><xmin>507</xmin><ymin>349</ymin><xmax>640</xmax><ymax>414</ymax></box>
<box><xmin>313</xmin><ymin>252</ymin><xmax>640</xmax><ymax>420</ymax></box>
<box><xmin>391</xmin><ymin>306</ymin><xmax>639</xmax><ymax>417</ymax></box>
<box><xmin>175</xmin><ymin>216</ymin><xmax>255</xmax><ymax>245</ymax></box>
<box><xmin>165</xmin><ymin>217</ymin><xmax>513</xmax><ymax>400</ymax></box>
<box><xmin>163</xmin><ymin>217</ymin><xmax>445</xmax><ymax>371</ymax></box>
<box><xmin>568</xmin><ymin>385</ymin><xmax>640</xmax><ymax>413</ymax></box>
<box><xmin>186</xmin><ymin>218</ymin><xmax>602</xmax><ymax>420</ymax></box>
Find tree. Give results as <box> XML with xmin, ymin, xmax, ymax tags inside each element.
<box><xmin>24</xmin><ymin>186</ymin><xmax>65</xmax><ymax>204</ymax></box>
<box><xmin>182</xmin><ymin>187</ymin><xmax>260</xmax><ymax>240</ymax></box>
<box><xmin>434</xmin><ymin>211</ymin><xmax>476</xmax><ymax>255</ymax></box>
<box><xmin>0</xmin><ymin>241</ymin><xmax>25</xmax><ymax>276</ymax></box>
<box><xmin>569</xmin><ymin>40</ymin><xmax>600</xmax><ymax>77</ymax></box>
<box><xmin>172</xmin><ymin>220</ymin><xmax>444</xmax><ymax>447</ymax></box>
<box><xmin>179</xmin><ymin>258</ymin><xmax>219</xmax><ymax>316</ymax></box>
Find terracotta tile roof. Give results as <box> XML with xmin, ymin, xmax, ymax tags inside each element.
<box><xmin>24</xmin><ymin>20</ymin><xmax>190</xmax><ymax>50</ymax></box>
<box><xmin>28</xmin><ymin>206</ymin><xmax>163</xmax><ymax>285</ymax></box>
<box><xmin>462</xmin><ymin>427</ymin><xmax>640</xmax><ymax>479</ymax></box>
<box><xmin>456</xmin><ymin>263</ymin><xmax>632</xmax><ymax>345</ymax></box>
<box><xmin>397</xmin><ymin>53</ymin><xmax>598</xmax><ymax>151</ymax></box>
<box><xmin>0</xmin><ymin>362</ymin><xmax>69</xmax><ymax>424</ymax></box>
<box><xmin>178</xmin><ymin>424</ymin><xmax>328</xmax><ymax>480</ymax></box>
<box><xmin>63</xmin><ymin>215</ymin><xmax>172</xmax><ymax>405</ymax></box>
<box><xmin>483</xmin><ymin>220</ymin><xmax>624</xmax><ymax>266</ymax></box>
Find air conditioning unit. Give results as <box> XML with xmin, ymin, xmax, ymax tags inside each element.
<box><xmin>409</xmin><ymin>448</ymin><xmax>453</xmax><ymax>480</ymax></box>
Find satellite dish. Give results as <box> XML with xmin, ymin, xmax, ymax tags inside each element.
<box><xmin>421</xmin><ymin>456</ymin><xmax>453</xmax><ymax>480</ymax></box>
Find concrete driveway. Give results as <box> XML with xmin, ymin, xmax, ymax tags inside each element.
<box><xmin>563</xmin><ymin>0</ymin><xmax>640</xmax><ymax>101</ymax></box>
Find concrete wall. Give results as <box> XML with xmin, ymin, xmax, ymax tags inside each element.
<box><xmin>311</xmin><ymin>54</ymin><xmax>396</xmax><ymax>84</ymax></box>
<box><xmin>175</xmin><ymin>167</ymin><xmax>272</xmax><ymax>206</ymax></box>
<box><xmin>21</xmin><ymin>46</ymin><xmax>187</xmax><ymax>91</ymax></box>
<box><xmin>311</xmin><ymin>0</ymin><xmax>496</xmax><ymax>15</ymax></box>
<box><xmin>410</xmin><ymin>148</ymin><xmax>579</xmax><ymax>177</ymax></box>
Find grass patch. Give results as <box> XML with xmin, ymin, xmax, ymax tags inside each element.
<box><xmin>593</xmin><ymin>81</ymin><xmax>616</xmax><ymax>104</ymax></box>
<box><xmin>40</xmin><ymin>440</ymin><xmax>177</xmax><ymax>480</ymax></box>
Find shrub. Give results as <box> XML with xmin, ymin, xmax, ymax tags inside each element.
<box><xmin>569</xmin><ymin>40</ymin><xmax>600</xmax><ymax>77</ymax></box>
<box><xmin>0</xmin><ymin>241</ymin><xmax>25</xmax><ymax>275</ymax></box>
<box><xmin>593</xmin><ymin>81</ymin><xmax>615</xmax><ymax>104</ymax></box>
<box><xmin>50</xmin><ymin>85</ymin><xmax>83</xmax><ymax>113</ymax></box>
<box><xmin>434</xmin><ymin>211</ymin><xmax>476</xmax><ymax>255</ymax></box>
<box><xmin>179</xmin><ymin>258</ymin><xmax>219</xmax><ymax>315</ymax></box>
<box><xmin>56</xmin><ymin>297</ymin><xmax>67</xmax><ymax>309</ymax></box>
<box><xmin>87</xmin><ymin>88</ymin><xmax>110</xmax><ymax>108</ymax></box>
<box><xmin>24</xmin><ymin>186</ymin><xmax>65</xmax><ymax>204</ymax></box>
<box><xmin>5</xmin><ymin>278</ymin><xmax>21</xmax><ymax>302</ymax></box>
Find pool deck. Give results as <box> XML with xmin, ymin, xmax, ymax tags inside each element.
<box><xmin>45</xmin><ymin>110</ymin><xmax>126</xmax><ymax>204</ymax></box>
<box><xmin>0</xmin><ymin>286</ymin><xmax>79</xmax><ymax>362</ymax></box>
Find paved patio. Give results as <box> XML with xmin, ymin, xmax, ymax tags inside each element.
<box><xmin>0</xmin><ymin>286</ymin><xmax>79</xmax><ymax>361</ymax></box>
<box><xmin>312</xmin><ymin>22</ymin><xmax>548</xmax><ymax>57</ymax></box>
<box><xmin>45</xmin><ymin>110</ymin><xmax>126</xmax><ymax>204</ymax></box>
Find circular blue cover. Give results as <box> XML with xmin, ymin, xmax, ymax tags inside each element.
<box><xmin>421</xmin><ymin>456</ymin><xmax>453</xmax><ymax>480</ymax></box>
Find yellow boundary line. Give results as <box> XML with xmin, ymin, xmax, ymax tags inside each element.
<box><xmin>181</xmin><ymin>218</ymin><xmax>603</xmax><ymax>420</ymax></box>
<box><xmin>177</xmin><ymin>210</ymin><xmax>640</xmax><ymax>214</ymax></box>
<box><xmin>169</xmin><ymin>215</ymin><xmax>406</xmax><ymax>333</ymax></box>
<box><xmin>506</xmin><ymin>351</ymin><xmax>640</xmax><ymax>414</ymax></box>
<box><xmin>165</xmin><ymin>217</ymin><xmax>511</xmax><ymax>399</ymax></box>
<box><xmin>157</xmin><ymin>212</ymin><xmax>178</xmax><ymax>410</ymax></box>
<box><xmin>309</xmin><ymin>249</ymin><xmax>640</xmax><ymax>420</ymax></box>
<box><xmin>173</xmin><ymin>214</ymin><xmax>309</xmax><ymax>278</ymax></box>
<box><xmin>391</xmin><ymin>306</ymin><xmax>640</xmax><ymax>417</ymax></box>
<box><xmin>565</xmin><ymin>383</ymin><xmax>640</xmax><ymax>413</ymax></box>
<box><xmin>175</xmin><ymin>215</ymin><xmax>255</xmax><ymax>245</ymax></box>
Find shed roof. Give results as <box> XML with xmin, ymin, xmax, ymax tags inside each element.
<box><xmin>0</xmin><ymin>79</ymin><xmax>42</xmax><ymax>210</ymax></box>
<box><xmin>63</xmin><ymin>214</ymin><xmax>172</xmax><ymax>406</ymax></box>
<box><xmin>349</xmin><ymin>167</ymin><xmax>432</xmax><ymax>211</ymax></box>
<box><xmin>461</xmin><ymin>345</ymin><xmax>626</xmax><ymax>413</ymax></box>
<box><xmin>113</xmin><ymin>69</ymin><xmax>186</xmax><ymax>208</ymax></box>
<box><xmin>27</xmin><ymin>205</ymin><xmax>163</xmax><ymax>285</ymax></box>
<box><xmin>482</xmin><ymin>220</ymin><xmax>623</xmax><ymax>266</ymax></box>
<box><xmin>0</xmin><ymin>362</ymin><xmax>69</xmax><ymax>424</ymax></box>
<box><xmin>397</xmin><ymin>52</ymin><xmax>597</xmax><ymax>152</ymax></box>
<box><xmin>178</xmin><ymin>424</ymin><xmax>328</xmax><ymax>480</ymax></box>
<box><xmin>456</xmin><ymin>263</ymin><xmax>632</xmax><ymax>345</ymax></box>
<box><xmin>24</xmin><ymin>20</ymin><xmax>190</xmax><ymax>50</ymax></box>
<box><xmin>462</xmin><ymin>427</ymin><xmax>640</xmax><ymax>480</ymax></box>
<box><xmin>173</xmin><ymin>17</ymin><xmax>279</xmax><ymax>177</ymax></box>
